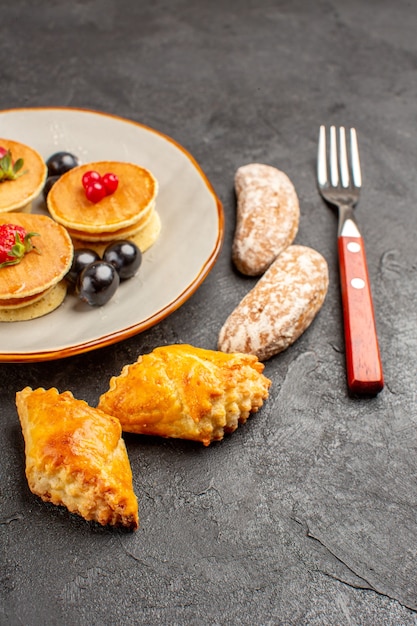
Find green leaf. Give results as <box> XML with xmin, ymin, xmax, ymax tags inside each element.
<box><xmin>13</xmin><ymin>158</ymin><xmax>24</xmax><ymax>174</ymax></box>
<box><xmin>0</xmin><ymin>257</ymin><xmax>22</xmax><ymax>268</ymax></box>
<box><xmin>0</xmin><ymin>149</ymin><xmax>27</xmax><ymax>181</ymax></box>
<box><xmin>1</xmin><ymin>154</ymin><xmax>11</xmax><ymax>171</ymax></box>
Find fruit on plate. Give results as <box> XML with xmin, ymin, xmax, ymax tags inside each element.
<box><xmin>46</xmin><ymin>151</ymin><xmax>80</xmax><ymax>177</ymax></box>
<box><xmin>66</xmin><ymin>248</ymin><xmax>101</xmax><ymax>285</ymax></box>
<box><xmin>66</xmin><ymin>240</ymin><xmax>142</xmax><ymax>307</ymax></box>
<box><xmin>43</xmin><ymin>151</ymin><xmax>81</xmax><ymax>201</ymax></box>
<box><xmin>103</xmin><ymin>240</ymin><xmax>142</xmax><ymax>280</ymax></box>
<box><xmin>0</xmin><ymin>223</ymin><xmax>38</xmax><ymax>268</ymax></box>
<box><xmin>76</xmin><ymin>260</ymin><xmax>120</xmax><ymax>306</ymax></box>
<box><xmin>82</xmin><ymin>169</ymin><xmax>119</xmax><ymax>202</ymax></box>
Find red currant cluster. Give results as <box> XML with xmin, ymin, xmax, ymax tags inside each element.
<box><xmin>82</xmin><ymin>170</ymin><xmax>119</xmax><ymax>203</ymax></box>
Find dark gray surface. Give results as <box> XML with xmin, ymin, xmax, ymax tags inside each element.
<box><xmin>1</xmin><ymin>1</ymin><xmax>417</xmax><ymax>624</ymax></box>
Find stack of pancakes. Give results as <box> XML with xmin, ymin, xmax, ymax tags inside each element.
<box><xmin>0</xmin><ymin>213</ymin><xmax>73</xmax><ymax>321</ymax></box>
<box><xmin>0</xmin><ymin>138</ymin><xmax>47</xmax><ymax>214</ymax></box>
<box><xmin>47</xmin><ymin>161</ymin><xmax>160</xmax><ymax>255</ymax></box>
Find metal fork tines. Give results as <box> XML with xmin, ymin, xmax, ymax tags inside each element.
<box><xmin>317</xmin><ymin>125</ymin><xmax>362</xmax><ymax>237</ymax></box>
<box><xmin>316</xmin><ymin>124</ymin><xmax>384</xmax><ymax>396</ymax></box>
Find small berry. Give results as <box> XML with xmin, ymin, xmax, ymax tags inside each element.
<box><xmin>82</xmin><ymin>170</ymin><xmax>101</xmax><ymax>189</ymax></box>
<box><xmin>66</xmin><ymin>248</ymin><xmax>101</xmax><ymax>284</ymax></box>
<box><xmin>103</xmin><ymin>240</ymin><xmax>142</xmax><ymax>279</ymax></box>
<box><xmin>85</xmin><ymin>181</ymin><xmax>107</xmax><ymax>203</ymax></box>
<box><xmin>102</xmin><ymin>172</ymin><xmax>119</xmax><ymax>195</ymax></box>
<box><xmin>46</xmin><ymin>151</ymin><xmax>79</xmax><ymax>177</ymax></box>
<box><xmin>77</xmin><ymin>261</ymin><xmax>120</xmax><ymax>306</ymax></box>
<box><xmin>0</xmin><ymin>147</ymin><xmax>7</xmax><ymax>158</ymax></box>
<box><xmin>0</xmin><ymin>224</ymin><xmax>38</xmax><ymax>267</ymax></box>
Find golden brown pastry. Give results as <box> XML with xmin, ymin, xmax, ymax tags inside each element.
<box><xmin>97</xmin><ymin>344</ymin><xmax>271</xmax><ymax>446</ymax></box>
<box><xmin>16</xmin><ymin>387</ymin><xmax>139</xmax><ymax>530</ymax></box>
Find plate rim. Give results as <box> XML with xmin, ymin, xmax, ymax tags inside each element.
<box><xmin>0</xmin><ymin>106</ymin><xmax>224</xmax><ymax>362</ymax></box>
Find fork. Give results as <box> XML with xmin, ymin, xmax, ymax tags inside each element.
<box><xmin>317</xmin><ymin>125</ymin><xmax>384</xmax><ymax>396</ymax></box>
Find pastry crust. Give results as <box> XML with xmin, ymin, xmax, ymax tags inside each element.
<box><xmin>97</xmin><ymin>344</ymin><xmax>271</xmax><ymax>446</ymax></box>
<box><xmin>16</xmin><ymin>387</ymin><xmax>139</xmax><ymax>530</ymax></box>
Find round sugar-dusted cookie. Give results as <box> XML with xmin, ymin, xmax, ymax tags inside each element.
<box><xmin>0</xmin><ymin>138</ymin><xmax>47</xmax><ymax>214</ymax></box>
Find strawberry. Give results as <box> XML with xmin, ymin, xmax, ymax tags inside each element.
<box><xmin>0</xmin><ymin>224</ymin><xmax>39</xmax><ymax>268</ymax></box>
<box><xmin>0</xmin><ymin>148</ymin><xmax>26</xmax><ymax>182</ymax></box>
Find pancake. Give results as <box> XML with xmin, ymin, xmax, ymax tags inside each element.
<box><xmin>0</xmin><ymin>285</ymin><xmax>55</xmax><ymax>309</ymax></box>
<box><xmin>0</xmin><ymin>213</ymin><xmax>73</xmax><ymax>303</ymax></box>
<box><xmin>0</xmin><ymin>139</ymin><xmax>47</xmax><ymax>214</ymax></box>
<box><xmin>131</xmin><ymin>210</ymin><xmax>161</xmax><ymax>253</ymax></box>
<box><xmin>66</xmin><ymin>201</ymin><xmax>155</xmax><ymax>243</ymax></box>
<box><xmin>47</xmin><ymin>161</ymin><xmax>158</xmax><ymax>233</ymax></box>
<box><xmin>71</xmin><ymin>210</ymin><xmax>161</xmax><ymax>256</ymax></box>
<box><xmin>0</xmin><ymin>281</ymin><xmax>67</xmax><ymax>322</ymax></box>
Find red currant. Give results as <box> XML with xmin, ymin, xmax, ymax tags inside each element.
<box><xmin>0</xmin><ymin>147</ymin><xmax>8</xmax><ymax>158</ymax></box>
<box><xmin>102</xmin><ymin>172</ymin><xmax>119</xmax><ymax>195</ymax></box>
<box><xmin>85</xmin><ymin>181</ymin><xmax>107</xmax><ymax>203</ymax></box>
<box><xmin>82</xmin><ymin>170</ymin><xmax>101</xmax><ymax>189</ymax></box>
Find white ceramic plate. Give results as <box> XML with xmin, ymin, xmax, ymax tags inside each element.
<box><xmin>0</xmin><ymin>107</ymin><xmax>224</xmax><ymax>362</ymax></box>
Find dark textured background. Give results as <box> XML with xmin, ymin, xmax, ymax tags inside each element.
<box><xmin>1</xmin><ymin>1</ymin><xmax>417</xmax><ymax>624</ymax></box>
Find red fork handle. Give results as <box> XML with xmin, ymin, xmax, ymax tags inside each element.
<box><xmin>338</xmin><ymin>235</ymin><xmax>384</xmax><ymax>395</ymax></box>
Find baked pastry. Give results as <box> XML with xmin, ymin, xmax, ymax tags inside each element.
<box><xmin>16</xmin><ymin>386</ymin><xmax>139</xmax><ymax>530</ymax></box>
<box><xmin>232</xmin><ymin>163</ymin><xmax>300</xmax><ymax>276</ymax></box>
<box><xmin>218</xmin><ymin>245</ymin><xmax>329</xmax><ymax>360</ymax></box>
<box><xmin>0</xmin><ymin>138</ymin><xmax>47</xmax><ymax>213</ymax></box>
<box><xmin>97</xmin><ymin>344</ymin><xmax>271</xmax><ymax>446</ymax></box>
<box><xmin>0</xmin><ymin>212</ymin><xmax>73</xmax><ymax>321</ymax></box>
<box><xmin>47</xmin><ymin>160</ymin><xmax>160</xmax><ymax>252</ymax></box>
